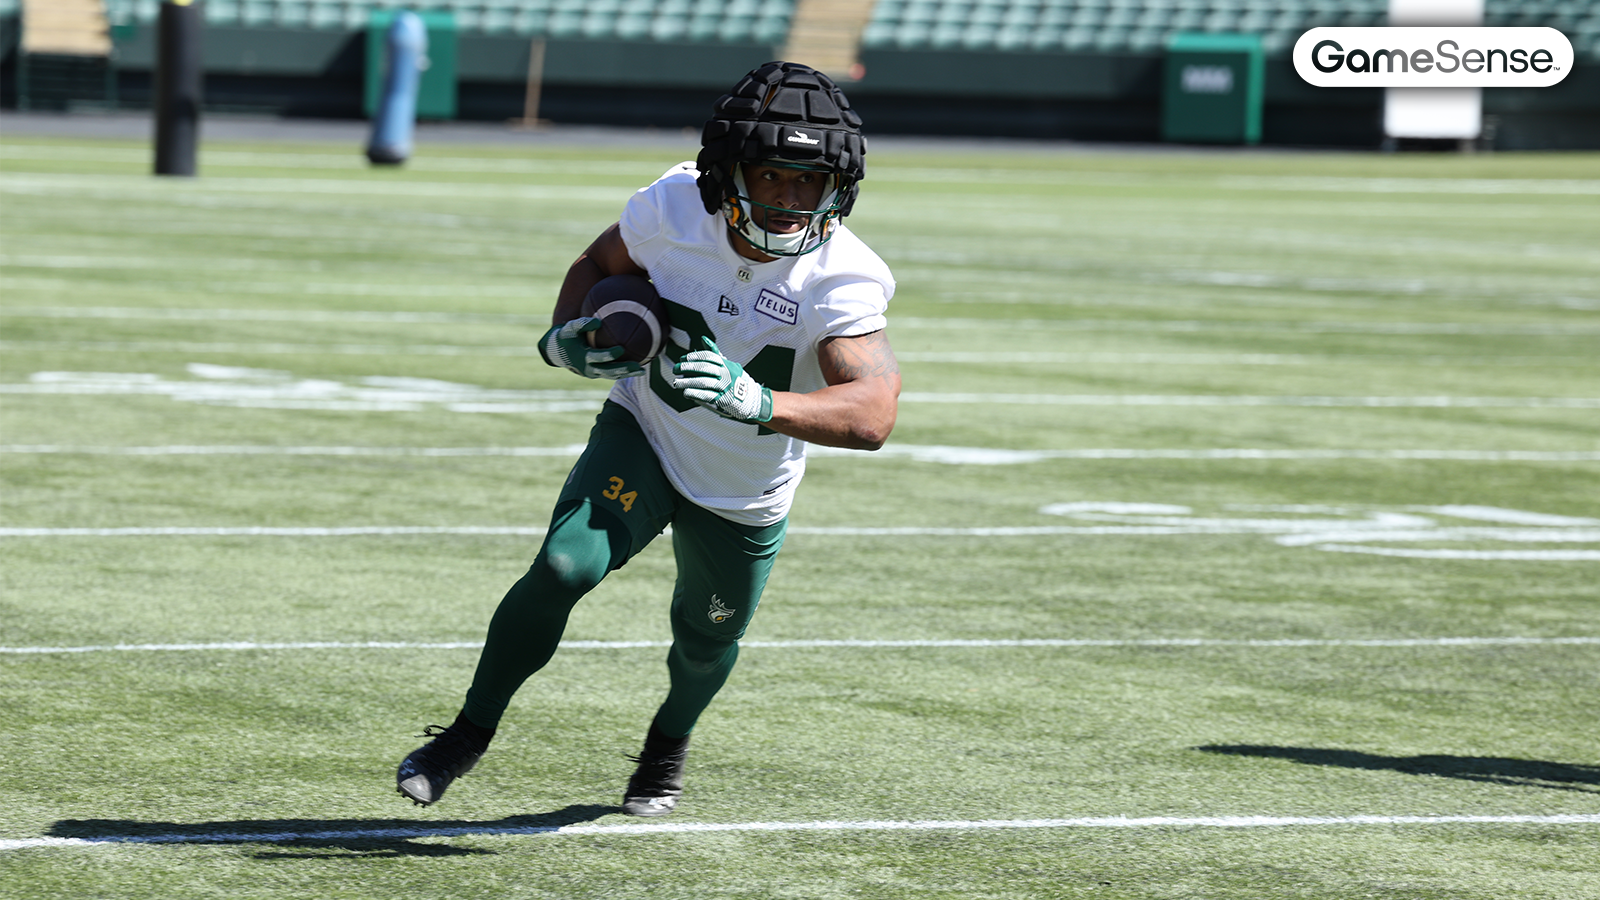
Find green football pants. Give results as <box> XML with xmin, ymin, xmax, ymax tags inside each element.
<box><xmin>461</xmin><ymin>401</ymin><xmax>787</xmax><ymax>738</ymax></box>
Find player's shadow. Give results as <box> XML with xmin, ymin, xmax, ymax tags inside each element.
<box><xmin>48</xmin><ymin>803</ymin><xmax>619</xmax><ymax>859</ymax></box>
<box><xmin>1197</xmin><ymin>745</ymin><xmax>1600</xmax><ymax>794</ymax></box>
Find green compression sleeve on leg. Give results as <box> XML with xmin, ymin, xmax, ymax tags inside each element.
<box><xmin>461</xmin><ymin>500</ymin><xmax>630</xmax><ymax>729</ymax></box>
<box><xmin>652</xmin><ymin>623</ymin><xmax>741</xmax><ymax>739</ymax></box>
<box><xmin>647</xmin><ymin>502</ymin><xmax>786</xmax><ymax>738</ymax></box>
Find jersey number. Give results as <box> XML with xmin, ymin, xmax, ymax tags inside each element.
<box><xmin>602</xmin><ymin>476</ymin><xmax>637</xmax><ymax>512</ymax></box>
<box><xmin>649</xmin><ymin>297</ymin><xmax>795</xmax><ymax>435</ymax></box>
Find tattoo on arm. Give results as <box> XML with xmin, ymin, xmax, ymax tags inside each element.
<box><xmin>824</xmin><ymin>331</ymin><xmax>900</xmax><ymax>386</ymax></box>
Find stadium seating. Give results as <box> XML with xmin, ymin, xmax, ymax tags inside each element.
<box><xmin>84</xmin><ymin>0</ymin><xmax>1600</xmax><ymax>61</ymax></box>
<box><xmin>862</xmin><ymin>0</ymin><xmax>1600</xmax><ymax>60</ymax></box>
<box><xmin>100</xmin><ymin>0</ymin><xmax>796</xmax><ymax>44</ymax></box>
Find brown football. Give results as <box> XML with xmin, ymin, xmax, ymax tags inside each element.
<box><xmin>580</xmin><ymin>274</ymin><xmax>669</xmax><ymax>363</ymax></box>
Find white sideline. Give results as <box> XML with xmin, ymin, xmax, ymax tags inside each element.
<box><xmin>5</xmin><ymin>814</ymin><xmax>1599</xmax><ymax>850</ymax></box>
<box><xmin>4</xmin><ymin>637</ymin><xmax>1598</xmax><ymax>655</ymax></box>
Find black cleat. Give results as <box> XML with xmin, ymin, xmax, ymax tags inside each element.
<box><xmin>397</xmin><ymin>723</ymin><xmax>488</xmax><ymax>807</ymax></box>
<box><xmin>622</xmin><ymin>732</ymin><xmax>690</xmax><ymax>817</ymax></box>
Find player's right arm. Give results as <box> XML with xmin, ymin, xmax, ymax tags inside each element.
<box><xmin>540</xmin><ymin>224</ymin><xmax>651</xmax><ymax>380</ymax></box>
<box><xmin>552</xmin><ymin>223</ymin><xmax>650</xmax><ymax>325</ymax></box>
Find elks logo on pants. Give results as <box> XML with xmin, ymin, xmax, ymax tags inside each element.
<box><xmin>707</xmin><ymin>594</ymin><xmax>736</xmax><ymax>624</ymax></box>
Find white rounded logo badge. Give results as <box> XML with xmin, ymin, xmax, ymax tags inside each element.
<box><xmin>1294</xmin><ymin>27</ymin><xmax>1574</xmax><ymax>87</ymax></box>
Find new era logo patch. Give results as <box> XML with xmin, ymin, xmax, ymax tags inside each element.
<box><xmin>753</xmin><ymin>289</ymin><xmax>798</xmax><ymax>325</ymax></box>
<box><xmin>718</xmin><ymin>296</ymin><xmax>740</xmax><ymax>316</ymax></box>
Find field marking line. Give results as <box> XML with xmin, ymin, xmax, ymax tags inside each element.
<box><xmin>0</xmin><ymin>340</ymin><xmax>547</xmax><ymax>357</ymax></box>
<box><xmin>3</xmin><ymin>525</ymin><xmax>1593</xmax><ymax>539</ymax></box>
<box><xmin>1309</xmin><ymin>545</ymin><xmax>1600</xmax><ymax>561</ymax></box>
<box><xmin>898</xmin><ymin>393</ymin><xmax>1600</xmax><ymax>409</ymax></box>
<box><xmin>1216</xmin><ymin>174</ymin><xmax>1600</xmax><ymax>196</ymax></box>
<box><xmin>892</xmin><ymin>317</ymin><xmax>1600</xmax><ymax>337</ymax></box>
<box><xmin>0</xmin><ymin>445</ymin><xmax>595</xmax><ymax>458</ymax></box>
<box><xmin>0</xmin><ymin>144</ymin><xmax>672</xmax><ymax>175</ymax></box>
<box><xmin>5</xmin><ymin>637</ymin><xmax>1598</xmax><ymax>655</ymax></box>
<box><xmin>5</xmin><ymin>369</ymin><xmax>1594</xmax><ymax>412</ymax></box>
<box><xmin>0</xmin><ymin>306</ymin><xmax>551</xmax><ymax>325</ymax></box>
<box><xmin>4</xmin><ymin>445</ymin><xmax>1597</xmax><ymax>463</ymax></box>
<box><xmin>5</xmin><ymin>307</ymin><xmax>1597</xmax><ymax>337</ymax></box>
<box><xmin>4</xmin><ymin>517</ymin><xmax>1594</xmax><ymax>561</ymax></box>
<box><xmin>0</xmin><ymin>171</ymin><xmax>631</xmax><ymax>203</ymax></box>
<box><xmin>5</xmin><ymin>341</ymin><xmax>1590</xmax><ymax>369</ymax></box>
<box><xmin>0</xmin><ymin>526</ymin><xmax>554</xmax><ymax>537</ymax></box>
<box><xmin>7</xmin><ymin>144</ymin><xmax>1600</xmax><ymax>194</ymax></box>
<box><xmin>6</xmin><ymin>813</ymin><xmax>1599</xmax><ymax>850</ymax></box>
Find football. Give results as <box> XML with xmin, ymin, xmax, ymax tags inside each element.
<box><xmin>580</xmin><ymin>274</ymin><xmax>669</xmax><ymax>364</ymax></box>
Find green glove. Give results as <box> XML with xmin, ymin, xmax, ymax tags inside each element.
<box><xmin>539</xmin><ymin>317</ymin><xmax>645</xmax><ymax>380</ymax></box>
<box><xmin>673</xmin><ymin>338</ymin><xmax>773</xmax><ymax>424</ymax></box>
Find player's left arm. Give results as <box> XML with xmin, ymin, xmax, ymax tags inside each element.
<box><xmin>676</xmin><ymin>330</ymin><xmax>900</xmax><ymax>448</ymax></box>
<box><xmin>767</xmin><ymin>329</ymin><xmax>901</xmax><ymax>450</ymax></box>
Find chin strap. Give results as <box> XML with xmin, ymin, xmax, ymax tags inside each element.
<box><xmin>724</xmin><ymin>168</ymin><xmax>840</xmax><ymax>258</ymax></box>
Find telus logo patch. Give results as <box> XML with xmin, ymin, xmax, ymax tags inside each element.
<box><xmin>1294</xmin><ymin>28</ymin><xmax>1573</xmax><ymax>87</ymax></box>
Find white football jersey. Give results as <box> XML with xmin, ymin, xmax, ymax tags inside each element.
<box><xmin>608</xmin><ymin>163</ymin><xmax>894</xmax><ymax>526</ymax></box>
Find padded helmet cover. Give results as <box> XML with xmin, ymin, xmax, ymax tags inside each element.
<box><xmin>696</xmin><ymin>61</ymin><xmax>866</xmax><ymax>219</ymax></box>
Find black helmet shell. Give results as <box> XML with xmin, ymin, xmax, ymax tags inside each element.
<box><xmin>696</xmin><ymin>61</ymin><xmax>866</xmax><ymax>218</ymax></box>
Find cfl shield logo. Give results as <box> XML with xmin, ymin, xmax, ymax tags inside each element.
<box><xmin>707</xmin><ymin>594</ymin><xmax>737</xmax><ymax>624</ymax></box>
<box><xmin>1294</xmin><ymin>28</ymin><xmax>1572</xmax><ymax>87</ymax></box>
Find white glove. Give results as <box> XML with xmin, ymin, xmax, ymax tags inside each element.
<box><xmin>674</xmin><ymin>339</ymin><xmax>773</xmax><ymax>424</ymax></box>
<box><xmin>538</xmin><ymin>317</ymin><xmax>645</xmax><ymax>380</ymax></box>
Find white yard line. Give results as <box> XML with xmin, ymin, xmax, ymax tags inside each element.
<box><xmin>0</xmin><ymin>172</ymin><xmax>631</xmax><ymax>202</ymax></box>
<box><xmin>898</xmin><ymin>393</ymin><xmax>1600</xmax><ymax>409</ymax></box>
<box><xmin>892</xmin><ymin>317</ymin><xmax>1600</xmax><ymax>336</ymax></box>
<box><xmin>0</xmin><ymin>445</ymin><xmax>592</xmax><ymax>458</ymax></box>
<box><xmin>0</xmin><ymin>305</ymin><xmax>547</xmax><ymax>324</ymax></box>
<box><xmin>5</xmin><ymin>307</ymin><xmax>1597</xmax><ymax>336</ymax></box>
<box><xmin>3</xmin><ymin>341</ymin><xmax>1587</xmax><ymax>368</ymax></box>
<box><xmin>3</xmin><ymin>525</ymin><xmax>1596</xmax><ymax>540</ymax></box>
<box><xmin>7</xmin><ymin>145</ymin><xmax>1600</xmax><ymax>194</ymax></box>
<box><xmin>3</xmin><ymin>445</ymin><xmax>1596</xmax><ymax>463</ymax></box>
<box><xmin>5</xmin><ymin>813</ymin><xmax>1598</xmax><ymax>851</ymax></box>
<box><xmin>3</xmin><ymin>523</ymin><xmax>1596</xmax><ymax>562</ymax></box>
<box><xmin>0</xmin><ymin>340</ymin><xmax>545</xmax><ymax>357</ymax></box>
<box><xmin>5</xmin><ymin>378</ymin><xmax>1594</xmax><ymax>410</ymax></box>
<box><xmin>5</xmin><ymin>637</ymin><xmax>1597</xmax><ymax>655</ymax></box>
<box><xmin>0</xmin><ymin>526</ymin><xmax>554</xmax><ymax>537</ymax></box>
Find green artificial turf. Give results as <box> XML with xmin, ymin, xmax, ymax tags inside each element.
<box><xmin>1</xmin><ymin>132</ymin><xmax>1597</xmax><ymax>899</ymax></box>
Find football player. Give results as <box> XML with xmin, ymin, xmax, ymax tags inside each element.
<box><xmin>397</xmin><ymin>61</ymin><xmax>899</xmax><ymax>817</ymax></box>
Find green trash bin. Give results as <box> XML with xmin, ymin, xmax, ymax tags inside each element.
<box><xmin>365</xmin><ymin>9</ymin><xmax>458</xmax><ymax>120</ymax></box>
<box><xmin>1162</xmin><ymin>32</ymin><xmax>1264</xmax><ymax>145</ymax></box>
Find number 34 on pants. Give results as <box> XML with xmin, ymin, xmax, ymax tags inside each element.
<box><xmin>602</xmin><ymin>476</ymin><xmax>638</xmax><ymax>513</ymax></box>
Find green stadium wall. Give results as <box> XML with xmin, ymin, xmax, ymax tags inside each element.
<box><xmin>2</xmin><ymin>17</ymin><xmax>1596</xmax><ymax>150</ymax></box>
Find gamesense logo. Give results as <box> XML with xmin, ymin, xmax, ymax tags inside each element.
<box><xmin>1294</xmin><ymin>28</ymin><xmax>1573</xmax><ymax>87</ymax></box>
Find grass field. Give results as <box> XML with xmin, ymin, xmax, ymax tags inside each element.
<box><xmin>1</xmin><ymin>125</ymin><xmax>1598</xmax><ymax>899</ymax></box>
